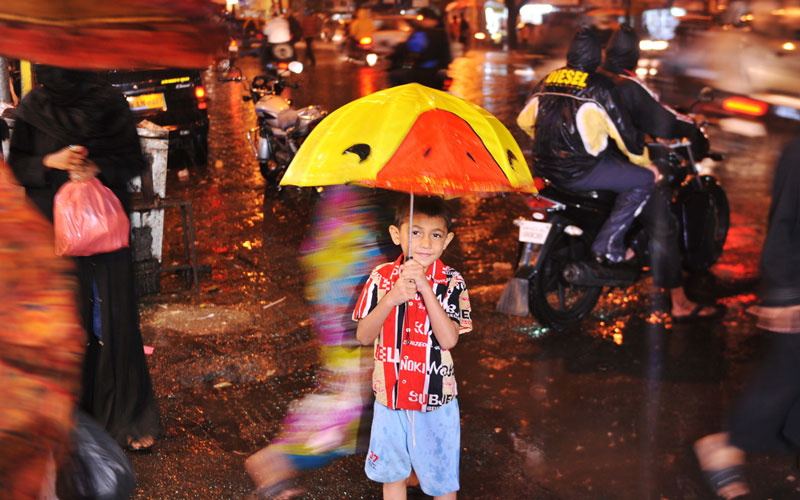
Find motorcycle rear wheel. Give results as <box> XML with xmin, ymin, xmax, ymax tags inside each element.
<box><xmin>529</xmin><ymin>231</ymin><xmax>603</xmax><ymax>330</ymax></box>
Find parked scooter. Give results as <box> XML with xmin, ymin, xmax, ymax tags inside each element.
<box><xmin>498</xmin><ymin>112</ymin><xmax>728</xmax><ymax>329</ymax></box>
<box><xmin>219</xmin><ymin>63</ymin><xmax>327</xmax><ymax>192</ymax></box>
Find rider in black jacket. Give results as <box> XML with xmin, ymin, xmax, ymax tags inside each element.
<box><xmin>600</xmin><ymin>25</ymin><xmax>707</xmax><ymax>155</ymax></box>
<box><xmin>598</xmin><ymin>25</ymin><xmax>722</xmax><ymax>320</ymax></box>
<box><xmin>517</xmin><ymin>28</ymin><xmax>659</xmax><ymax>264</ymax></box>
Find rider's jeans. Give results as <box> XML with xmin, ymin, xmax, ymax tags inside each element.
<box><xmin>563</xmin><ymin>155</ymin><xmax>655</xmax><ymax>263</ymax></box>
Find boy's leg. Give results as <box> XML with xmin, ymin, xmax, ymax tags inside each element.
<box><xmin>408</xmin><ymin>399</ymin><xmax>461</xmax><ymax>497</ymax></box>
<box><xmin>383</xmin><ymin>479</ymin><xmax>408</xmax><ymax>500</ymax></box>
<box><xmin>434</xmin><ymin>492</ymin><xmax>456</xmax><ymax>500</ymax></box>
<box><xmin>365</xmin><ymin>401</ymin><xmax>412</xmax><ymax>486</ymax></box>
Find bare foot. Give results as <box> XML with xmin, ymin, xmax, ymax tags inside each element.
<box><xmin>670</xmin><ymin>287</ymin><xmax>722</xmax><ymax>320</ymax></box>
<box><xmin>694</xmin><ymin>433</ymin><xmax>749</xmax><ymax>500</ymax></box>
<box><xmin>245</xmin><ymin>447</ymin><xmax>305</xmax><ymax>499</ymax></box>
<box><xmin>126</xmin><ymin>435</ymin><xmax>154</xmax><ymax>450</ymax></box>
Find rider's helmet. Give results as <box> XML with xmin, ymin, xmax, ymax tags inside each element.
<box><xmin>566</xmin><ymin>27</ymin><xmax>602</xmax><ymax>73</ymax></box>
<box><xmin>604</xmin><ymin>24</ymin><xmax>640</xmax><ymax>73</ymax></box>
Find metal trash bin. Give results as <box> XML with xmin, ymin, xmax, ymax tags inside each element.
<box><xmin>129</xmin><ymin>122</ymin><xmax>169</xmax><ymax>295</ymax></box>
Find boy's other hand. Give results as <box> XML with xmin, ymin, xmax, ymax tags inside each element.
<box><xmin>400</xmin><ymin>259</ymin><xmax>429</xmax><ymax>289</ymax></box>
<box><xmin>387</xmin><ymin>274</ymin><xmax>418</xmax><ymax>306</ymax></box>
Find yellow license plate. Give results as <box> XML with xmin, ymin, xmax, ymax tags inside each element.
<box><xmin>127</xmin><ymin>93</ymin><xmax>166</xmax><ymax>112</ymax></box>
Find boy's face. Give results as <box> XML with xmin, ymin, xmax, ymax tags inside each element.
<box><xmin>389</xmin><ymin>213</ymin><xmax>454</xmax><ymax>270</ymax></box>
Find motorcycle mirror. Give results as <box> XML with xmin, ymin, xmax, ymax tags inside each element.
<box><xmin>288</xmin><ymin>61</ymin><xmax>304</xmax><ymax>74</ymax></box>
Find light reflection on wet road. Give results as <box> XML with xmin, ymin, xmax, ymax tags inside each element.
<box><xmin>134</xmin><ymin>44</ymin><xmax>796</xmax><ymax>499</ymax></box>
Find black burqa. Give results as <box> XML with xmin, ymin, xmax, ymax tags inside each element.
<box><xmin>8</xmin><ymin>66</ymin><xmax>161</xmax><ymax>445</ymax></box>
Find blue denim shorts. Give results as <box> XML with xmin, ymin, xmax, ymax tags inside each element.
<box><xmin>365</xmin><ymin>399</ymin><xmax>460</xmax><ymax>496</ymax></box>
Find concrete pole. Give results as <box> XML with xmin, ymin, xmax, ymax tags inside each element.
<box><xmin>0</xmin><ymin>57</ymin><xmax>10</xmax><ymax>103</ymax></box>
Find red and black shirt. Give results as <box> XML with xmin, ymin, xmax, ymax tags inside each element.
<box><xmin>353</xmin><ymin>255</ymin><xmax>472</xmax><ymax>412</ymax></box>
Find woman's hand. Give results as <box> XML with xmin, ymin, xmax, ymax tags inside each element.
<box><xmin>68</xmin><ymin>159</ymin><xmax>100</xmax><ymax>182</ymax></box>
<box><xmin>43</xmin><ymin>145</ymin><xmax>87</xmax><ymax>171</ymax></box>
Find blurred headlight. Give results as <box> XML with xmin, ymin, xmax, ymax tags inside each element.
<box><xmin>783</xmin><ymin>42</ymin><xmax>796</xmax><ymax>51</ymax></box>
<box><xmin>474</xmin><ymin>32</ymin><xmax>487</xmax><ymax>40</ymax></box>
<box><xmin>639</xmin><ymin>40</ymin><xmax>669</xmax><ymax>51</ymax></box>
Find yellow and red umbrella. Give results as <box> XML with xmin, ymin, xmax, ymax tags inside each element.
<box><xmin>280</xmin><ymin>83</ymin><xmax>535</xmax><ymax>197</ymax></box>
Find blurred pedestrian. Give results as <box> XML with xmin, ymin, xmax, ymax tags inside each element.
<box><xmin>8</xmin><ymin>65</ymin><xmax>161</xmax><ymax>452</ymax></box>
<box><xmin>245</xmin><ymin>185</ymin><xmax>389</xmax><ymax>499</ymax></box>
<box><xmin>388</xmin><ymin>12</ymin><xmax>452</xmax><ymax>89</ymax></box>
<box><xmin>449</xmin><ymin>15</ymin><xmax>460</xmax><ymax>42</ymax></box>
<box><xmin>458</xmin><ymin>15</ymin><xmax>470</xmax><ymax>48</ymax></box>
<box><xmin>354</xmin><ymin>196</ymin><xmax>472</xmax><ymax>500</ymax></box>
<box><xmin>300</xmin><ymin>10</ymin><xmax>320</xmax><ymax>66</ymax></box>
<box><xmin>349</xmin><ymin>8</ymin><xmax>376</xmax><ymax>45</ymax></box>
<box><xmin>694</xmin><ymin>137</ymin><xmax>800</xmax><ymax>499</ymax></box>
<box><xmin>0</xmin><ymin>160</ymin><xmax>84</xmax><ymax>500</ymax></box>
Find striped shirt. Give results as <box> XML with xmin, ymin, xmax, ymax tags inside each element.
<box><xmin>353</xmin><ymin>255</ymin><xmax>472</xmax><ymax>412</ymax></box>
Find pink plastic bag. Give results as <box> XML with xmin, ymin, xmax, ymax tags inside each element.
<box><xmin>53</xmin><ymin>178</ymin><xmax>130</xmax><ymax>256</ymax></box>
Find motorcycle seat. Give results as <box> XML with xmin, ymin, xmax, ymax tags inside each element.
<box><xmin>277</xmin><ymin>108</ymin><xmax>299</xmax><ymax>130</ymax></box>
<box><xmin>544</xmin><ymin>184</ymin><xmax>617</xmax><ymax>206</ymax></box>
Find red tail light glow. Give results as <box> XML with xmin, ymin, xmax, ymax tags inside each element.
<box><xmin>197</xmin><ymin>102</ymin><xmax>208</xmax><ymax>110</ymax></box>
<box><xmin>278</xmin><ymin>62</ymin><xmax>289</xmax><ymax>70</ymax></box>
<box><xmin>722</xmin><ymin>96</ymin><xmax>768</xmax><ymax>117</ymax></box>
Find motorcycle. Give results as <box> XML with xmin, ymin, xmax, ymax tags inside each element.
<box><xmin>498</xmin><ymin>117</ymin><xmax>729</xmax><ymax>330</ymax></box>
<box><xmin>219</xmin><ymin>63</ymin><xmax>327</xmax><ymax>191</ymax></box>
<box><xmin>345</xmin><ymin>35</ymin><xmax>379</xmax><ymax>66</ymax></box>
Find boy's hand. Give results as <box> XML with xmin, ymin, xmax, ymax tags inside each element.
<box><xmin>386</xmin><ymin>274</ymin><xmax>418</xmax><ymax>306</ymax></box>
<box><xmin>400</xmin><ymin>259</ymin><xmax>430</xmax><ymax>292</ymax></box>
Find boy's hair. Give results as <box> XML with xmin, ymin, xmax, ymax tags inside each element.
<box><xmin>394</xmin><ymin>196</ymin><xmax>453</xmax><ymax>232</ymax></box>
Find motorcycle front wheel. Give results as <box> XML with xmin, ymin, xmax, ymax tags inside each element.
<box><xmin>529</xmin><ymin>231</ymin><xmax>603</xmax><ymax>330</ymax></box>
<box><xmin>678</xmin><ymin>176</ymin><xmax>730</xmax><ymax>272</ymax></box>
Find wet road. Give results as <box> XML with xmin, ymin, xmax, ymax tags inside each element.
<box><xmin>134</xmin><ymin>43</ymin><xmax>796</xmax><ymax>499</ymax></box>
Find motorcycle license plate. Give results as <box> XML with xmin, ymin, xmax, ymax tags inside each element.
<box><xmin>518</xmin><ymin>220</ymin><xmax>551</xmax><ymax>244</ymax></box>
<box><xmin>127</xmin><ymin>93</ymin><xmax>167</xmax><ymax>112</ymax></box>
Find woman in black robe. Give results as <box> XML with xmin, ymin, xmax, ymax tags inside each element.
<box><xmin>8</xmin><ymin>65</ymin><xmax>161</xmax><ymax>450</ymax></box>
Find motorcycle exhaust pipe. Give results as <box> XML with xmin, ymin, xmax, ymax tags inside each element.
<box><xmin>562</xmin><ymin>261</ymin><xmax>638</xmax><ymax>288</ymax></box>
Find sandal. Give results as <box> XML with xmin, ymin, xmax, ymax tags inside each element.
<box><xmin>124</xmin><ymin>436</ymin><xmax>154</xmax><ymax>453</ymax></box>
<box><xmin>694</xmin><ymin>434</ymin><xmax>750</xmax><ymax>499</ymax></box>
<box><xmin>673</xmin><ymin>304</ymin><xmax>725</xmax><ymax>323</ymax></box>
<box><xmin>701</xmin><ymin>465</ymin><xmax>750</xmax><ymax>499</ymax></box>
<box><xmin>255</xmin><ymin>478</ymin><xmax>306</xmax><ymax>500</ymax></box>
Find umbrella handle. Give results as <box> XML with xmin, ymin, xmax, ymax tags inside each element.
<box><xmin>407</xmin><ymin>192</ymin><xmax>414</xmax><ymax>261</ymax></box>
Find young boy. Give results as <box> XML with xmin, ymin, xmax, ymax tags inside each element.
<box><xmin>353</xmin><ymin>196</ymin><xmax>472</xmax><ymax>500</ymax></box>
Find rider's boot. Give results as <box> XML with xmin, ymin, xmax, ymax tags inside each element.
<box><xmin>592</xmin><ymin>185</ymin><xmax>653</xmax><ymax>263</ymax></box>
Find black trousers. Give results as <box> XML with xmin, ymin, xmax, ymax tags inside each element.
<box><xmin>727</xmin><ymin>332</ymin><xmax>800</xmax><ymax>453</ymax></box>
<box><xmin>564</xmin><ymin>156</ymin><xmax>681</xmax><ymax>288</ymax></box>
<box><xmin>304</xmin><ymin>37</ymin><xmax>315</xmax><ymax>66</ymax></box>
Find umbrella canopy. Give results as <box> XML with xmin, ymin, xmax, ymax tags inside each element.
<box><xmin>280</xmin><ymin>83</ymin><xmax>536</xmax><ymax>196</ymax></box>
<box><xmin>0</xmin><ymin>0</ymin><xmax>225</xmax><ymax>69</ymax></box>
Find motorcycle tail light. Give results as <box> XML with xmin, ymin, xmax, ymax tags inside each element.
<box><xmin>722</xmin><ymin>96</ymin><xmax>768</xmax><ymax>117</ymax></box>
<box><xmin>229</xmin><ymin>40</ymin><xmax>238</xmax><ymax>48</ymax></box>
<box><xmin>195</xmin><ymin>85</ymin><xmax>207</xmax><ymax>110</ymax></box>
<box><xmin>278</xmin><ymin>62</ymin><xmax>289</xmax><ymax>70</ymax></box>
<box><xmin>527</xmin><ymin>195</ymin><xmax>556</xmax><ymax>213</ymax></box>
<box><xmin>359</xmin><ymin>36</ymin><xmax>372</xmax><ymax>45</ymax></box>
